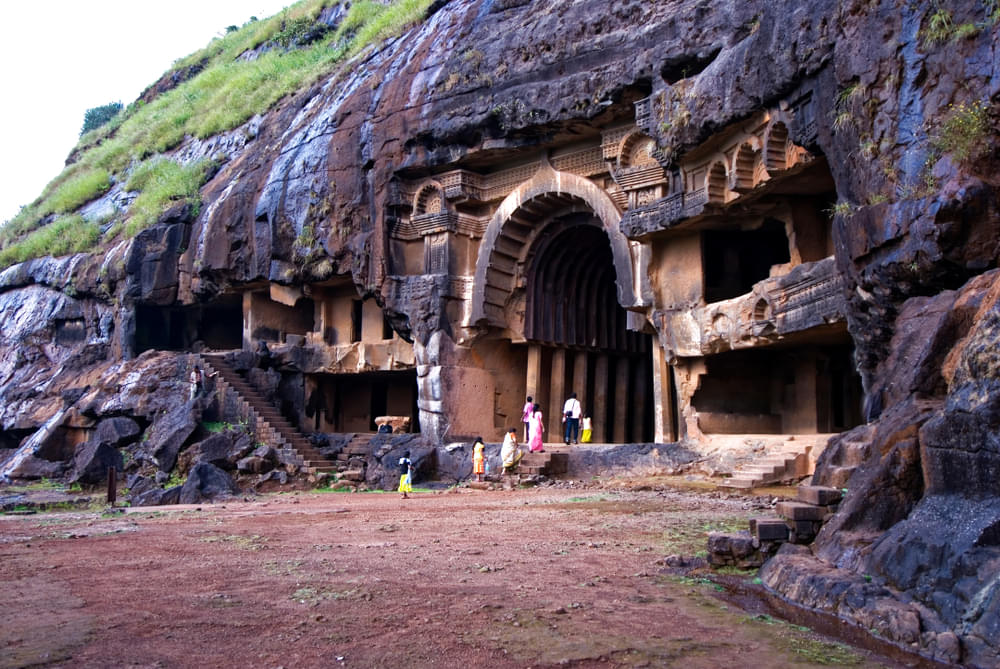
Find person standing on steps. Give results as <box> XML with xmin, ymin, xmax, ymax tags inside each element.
<box><xmin>528</xmin><ymin>403</ymin><xmax>545</xmax><ymax>452</ymax></box>
<box><xmin>562</xmin><ymin>392</ymin><xmax>582</xmax><ymax>444</ymax></box>
<box><xmin>398</xmin><ymin>450</ymin><xmax>413</xmax><ymax>499</ymax></box>
<box><xmin>501</xmin><ymin>428</ymin><xmax>523</xmax><ymax>475</ymax></box>
<box><xmin>188</xmin><ymin>365</ymin><xmax>216</xmax><ymax>401</ymax></box>
<box><xmin>521</xmin><ymin>395</ymin><xmax>534</xmax><ymax>442</ymax></box>
<box><xmin>189</xmin><ymin>366</ymin><xmax>204</xmax><ymax>402</ymax></box>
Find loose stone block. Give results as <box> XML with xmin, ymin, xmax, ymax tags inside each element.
<box><xmin>729</xmin><ymin>532</ymin><xmax>754</xmax><ymax>558</ymax></box>
<box><xmin>753</xmin><ymin>518</ymin><xmax>789</xmax><ymax>542</ymax></box>
<box><xmin>776</xmin><ymin>501</ymin><xmax>826</xmax><ymax>521</ymax></box>
<box><xmin>792</xmin><ymin>520</ymin><xmax>819</xmax><ymax>537</ymax></box>
<box><xmin>797</xmin><ymin>485</ymin><xmax>843</xmax><ymax>506</ymax></box>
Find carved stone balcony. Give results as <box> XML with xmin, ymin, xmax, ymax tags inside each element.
<box><xmin>659</xmin><ymin>257</ymin><xmax>846</xmax><ymax>359</ymax></box>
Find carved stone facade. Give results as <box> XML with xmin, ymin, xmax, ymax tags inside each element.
<box><xmin>235</xmin><ymin>95</ymin><xmax>860</xmax><ymax>446</ymax></box>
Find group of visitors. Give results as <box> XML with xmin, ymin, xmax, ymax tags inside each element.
<box><xmin>398</xmin><ymin>390</ymin><xmax>600</xmax><ymax>495</ymax></box>
<box><xmin>520</xmin><ymin>392</ymin><xmax>593</xmax><ymax>450</ymax></box>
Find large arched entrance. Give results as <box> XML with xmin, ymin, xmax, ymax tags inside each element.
<box><xmin>524</xmin><ymin>214</ymin><xmax>653</xmax><ymax>443</ymax></box>
<box><xmin>469</xmin><ymin>168</ymin><xmax>655</xmax><ymax>443</ymax></box>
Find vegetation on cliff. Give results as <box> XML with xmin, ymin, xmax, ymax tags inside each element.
<box><xmin>0</xmin><ymin>0</ymin><xmax>433</xmax><ymax>270</ymax></box>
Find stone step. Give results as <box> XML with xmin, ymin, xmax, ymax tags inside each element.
<box><xmin>797</xmin><ymin>485</ymin><xmax>843</xmax><ymax>506</ymax></box>
<box><xmin>719</xmin><ymin>478</ymin><xmax>756</xmax><ymax>489</ymax></box>
<box><xmin>776</xmin><ymin>501</ymin><xmax>826</xmax><ymax>521</ymax></box>
<box><xmin>743</xmin><ymin>464</ymin><xmax>783</xmax><ymax>475</ymax></box>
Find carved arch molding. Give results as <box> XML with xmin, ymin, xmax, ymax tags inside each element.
<box><xmin>470</xmin><ymin>167</ymin><xmax>638</xmax><ymax>331</ymax></box>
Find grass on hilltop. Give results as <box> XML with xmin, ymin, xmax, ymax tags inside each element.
<box><xmin>0</xmin><ymin>0</ymin><xmax>433</xmax><ymax>271</ymax></box>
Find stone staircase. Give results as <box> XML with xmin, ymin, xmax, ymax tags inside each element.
<box><xmin>718</xmin><ymin>434</ymin><xmax>833</xmax><ymax>490</ymax></box>
<box><xmin>333</xmin><ymin>433</ymin><xmax>377</xmax><ymax>481</ymax></box>
<box><xmin>200</xmin><ymin>354</ymin><xmax>336</xmax><ymax>476</ymax></box>
<box><xmin>708</xmin><ymin>484</ymin><xmax>844</xmax><ymax>568</ymax></box>
<box><xmin>517</xmin><ymin>444</ymin><xmax>570</xmax><ymax>477</ymax></box>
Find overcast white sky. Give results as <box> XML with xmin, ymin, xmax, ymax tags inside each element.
<box><xmin>0</xmin><ymin>0</ymin><xmax>294</xmax><ymax>224</ymax></box>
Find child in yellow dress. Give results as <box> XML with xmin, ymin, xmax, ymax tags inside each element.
<box><xmin>472</xmin><ymin>437</ymin><xmax>485</xmax><ymax>482</ymax></box>
<box><xmin>581</xmin><ymin>413</ymin><xmax>593</xmax><ymax>443</ymax></box>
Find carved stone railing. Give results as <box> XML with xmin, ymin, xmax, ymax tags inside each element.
<box><xmin>619</xmin><ymin>190</ymin><xmax>701</xmax><ymax>239</ymax></box>
<box><xmin>770</xmin><ymin>258</ymin><xmax>845</xmax><ymax>333</ymax></box>
<box><xmin>391</xmin><ymin>211</ymin><xmax>457</xmax><ymax>241</ymax></box>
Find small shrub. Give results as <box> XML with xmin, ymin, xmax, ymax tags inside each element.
<box><xmin>827</xmin><ymin>201</ymin><xmax>856</xmax><ymax>218</ymax></box>
<box><xmin>930</xmin><ymin>100</ymin><xmax>991</xmax><ymax>163</ymax></box>
<box><xmin>80</xmin><ymin>102</ymin><xmax>123</xmax><ymax>136</ymax></box>
<box><xmin>923</xmin><ymin>7</ymin><xmax>955</xmax><ymax>46</ymax></box>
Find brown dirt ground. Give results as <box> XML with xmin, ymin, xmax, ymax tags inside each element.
<box><xmin>1</xmin><ymin>483</ymin><xmax>907</xmax><ymax>668</ymax></box>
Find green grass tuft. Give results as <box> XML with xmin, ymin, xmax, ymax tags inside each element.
<box><xmin>930</xmin><ymin>100</ymin><xmax>992</xmax><ymax>163</ymax></box>
<box><xmin>124</xmin><ymin>156</ymin><xmax>215</xmax><ymax>237</ymax></box>
<box><xmin>0</xmin><ymin>215</ymin><xmax>100</xmax><ymax>268</ymax></box>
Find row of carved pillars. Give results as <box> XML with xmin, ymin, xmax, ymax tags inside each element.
<box><xmin>523</xmin><ymin>342</ymin><xmax>677</xmax><ymax>444</ymax></box>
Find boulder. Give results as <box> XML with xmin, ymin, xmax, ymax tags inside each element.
<box><xmin>92</xmin><ymin>417</ymin><xmax>141</xmax><ymax>449</ymax></box>
<box><xmin>226</xmin><ymin>431</ymin><xmax>256</xmax><ymax>465</ymax></box>
<box><xmin>130</xmin><ymin>484</ymin><xmax>182</xmax><ymax>507</ymax></box>
<box><xmin>178</xmin><ymin>462</ymin><xmax>239</xmax><ymax>504</ymax></box>
<box><xmin>370</xmin><ymin>437</ymin><xmax>435</xmax><ymax>490</ymax></box>
<box><xmin>251</xmin><ymin>444</ymin><xmax>278</xmax><ymax>464</ymax></box>
<box><xmin>126</xmin><ymin>474</ymin><xmax>157</xmax><ymax>499</ymax></box>
<box><xmin>69</xmin><ymin>441</ymin><xmax>124</xmax><ymax>485</ymax></box>
<box><xmin>177</xmin><ymin>432</ymin><xmax>239</xmax><ymax>474</ymax></box>
<box><xmin>145</xmin><ymin>399</ymin><xmax>200</xmax><ymax>472</ymax></box>
<box><xmin>5</xmin><ymin>454</ymin><xmax>68</xmax><ymax>480</ymax></box>
<box><xmin>236</xmin><ymin>456</ymin><xmax>273</xmax><ymax>475</ymax></box>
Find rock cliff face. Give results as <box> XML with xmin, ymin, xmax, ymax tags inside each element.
<box><xmin>0</xmin><ymin>0</ymin><xmax>998</xmax><ymax>663</ymax></box>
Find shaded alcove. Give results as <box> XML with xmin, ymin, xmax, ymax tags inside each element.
<box><xmin>306</xmin><ymin>370</ymin><xmax>419</xmax><ymax>434</ymax></box>
<box><xmin>247</xmin><ymin>292</ymin><xmax>315</xmax><ymax>343</ymax></box>
<box><xmin>703</xmin><ymin>219</ymin><xmax>791</xmax><ymax>303</ymax></box>
<box><xmin>134</xmin><ymin>295</ymin><xmax>242</xmax><ymax>353</ymax></box>
<box><xmin>691</xmin><ymin>342</ymin><xmax>863</xmax><ymax>435</ymax></box>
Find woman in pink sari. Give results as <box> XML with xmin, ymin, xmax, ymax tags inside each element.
<box><xmin>528</xmin><ymin>403</ymin><xmax>545</xmax><ymax>452</ymax></box>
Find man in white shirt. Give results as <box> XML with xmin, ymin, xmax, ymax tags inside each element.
<box><xmin>562</xmin><ymin>392</ymin><xmax>582</xmax><ymax>444</ymax></box>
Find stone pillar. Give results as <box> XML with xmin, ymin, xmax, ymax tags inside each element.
<box><xmin>549</xmin><ymin>348</ymin><xmax>566</xmax><ymax>443</ymax></box>
<box><xmin>593</xmin><ymin>354</ymin><xmax>609</xmax><ymax>442</ymax></box>
<box><xmin>573</xmin><ymin>351</ymin><xmax>588</xmax><ymax>412</ymax></box>
<box><xmin>651</xmin><ymin>343</ymin><xmax>674</xmax><ymax>443</ymax></box>
<box><xmin>632</xmin><ymin>357</ymin><xmax>647</xmax><ymax>442</ymax></box>
<box><xmin>613</xmin><ymin>357</ymin><xmax>629</xmax><ymax>443</ymax></box>
<box><xmin>526</xmin><ymin>344</ymin><xmax>543</xmax><ymax>402</ymax></box>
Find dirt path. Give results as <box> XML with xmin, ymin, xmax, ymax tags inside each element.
<box><xmin>1</xmin><ymin>486</ymin><xmax>899</xmax><ymax>668</ymax></box>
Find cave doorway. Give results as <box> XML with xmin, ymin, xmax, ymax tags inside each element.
<box><xmin>305</xmin><ymin>370</ymin><xmax>419</xmax><ymax>434</ymax></box>
<box><xmin>134</xmin><ymin>294</ymin><xmax>242</xmax><ymax>353</ymax></box>
<box><xmin>521</xmin><ymin>214</ymin><xmax>655</xmax><ymax>444</ymax></box>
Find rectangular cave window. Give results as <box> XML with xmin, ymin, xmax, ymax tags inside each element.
<box><xmin>351</xmin><ymin>299</ymin><xmax>363</xmax><ymax>343</ymax></box>
<box><xmin>703</xmin><ymin>219</ymin><xmax>791</xmax><ymax>303</ymax></box>
<box><xmin>382</xmin><ymin>315</ymin><xmax>394</xmax><ymax>340</ymax></box>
